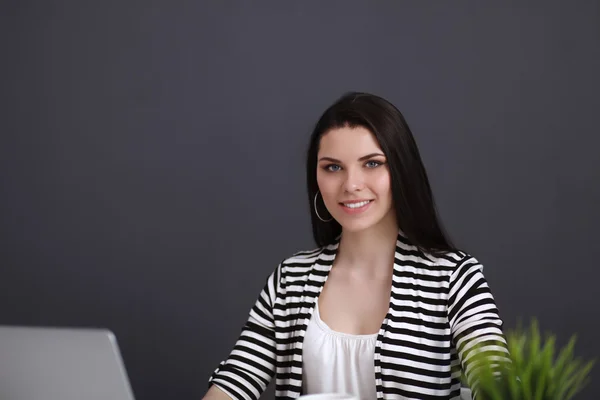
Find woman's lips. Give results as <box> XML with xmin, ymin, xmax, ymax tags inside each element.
<box><xmin>339</xmin><ymin>199</ymin><xmax>373</xmax><ymax>215</ymax></box>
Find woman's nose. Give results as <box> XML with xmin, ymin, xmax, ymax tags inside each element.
<box><xmin>343</xmin><ymin>170</ymin><xmax>365</xmax><ymax>192</ymax></box>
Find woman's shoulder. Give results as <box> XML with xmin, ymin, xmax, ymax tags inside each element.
<box><xmin>263</xmin><ymin>246</ymin><xmax>326</xmax><ymax>290</ymax></box>
<box><xmin>421</xmin><ymin>248</ymin><xmax>487</xmax><ymax>279</ymax></box>
<box><xmin>279</xmin><ymin>246</ymin><xmax>326</xmax><ymax>269</ymax></box>
<box><xmin>405</xmin><ymin>243</ymin><xmax>483</xmax><ymax>274</ymax></box>
<box><xmin>395</xmin><ymin>232</ymin><xmax>471</xmax><ymax>268</ymax></box>
<box><xmin>426</xmin><ymin>249</ymin><xmax>470</xmax><ymax>265</ymax></box>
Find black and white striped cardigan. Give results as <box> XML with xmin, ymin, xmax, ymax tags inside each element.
<box><xmin>209</xmin><ymin>233</ymin><xmax>508</xmax><ymax>399</ymax></box>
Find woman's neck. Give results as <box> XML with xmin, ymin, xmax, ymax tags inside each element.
<box><xmin>335</xmin><ymin>215</ymin><xmax>398</xmax><ymax>275</ymax></box>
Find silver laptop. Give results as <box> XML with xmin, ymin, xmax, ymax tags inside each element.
<box><xmin>0</xmin><ymin>326</ymin><xmax>136</xmax><ymax>400</ymax></box>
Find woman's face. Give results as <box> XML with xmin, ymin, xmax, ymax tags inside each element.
<box><xmin>316</xmin><ymin>126</ymin><xmax>395</xmax><ymax>233</ymax></box>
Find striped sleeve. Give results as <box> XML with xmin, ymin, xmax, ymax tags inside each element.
<box><xmin>208</xmin><ymin>265</ymin><xmax>280</xmax><ymax>400</ymax></box>
<box><xmin>447</xmin><ymin>256</ymin><xmax>510</xmax><ymax>393</ymax></box>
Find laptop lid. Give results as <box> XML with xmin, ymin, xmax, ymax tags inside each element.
<box><xmin>0</xmin><ymin>325</ymin><xmax>136</xmax><ymax>400</ymax></box>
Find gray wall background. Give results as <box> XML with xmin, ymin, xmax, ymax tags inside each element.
<box><xmin>1</xmin><ymin>2</ymin><xmax>599</xmax><ymax>399</ymax></box>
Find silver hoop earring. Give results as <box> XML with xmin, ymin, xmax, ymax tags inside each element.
<box><xmin>314</xmin><ymin>191</ymin><xmax>333</xmax><ymax>222</ymax></box>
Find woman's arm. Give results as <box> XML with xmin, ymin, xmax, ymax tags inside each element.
<box><xmin>447</xmin><ymin>256</ymin><xmax>510</xmax><ymax>393</ymax></box>
<box><xmin>203</xmin><ymin>385</ymin><xmax>234</xmax><ymax>400</ymax></box>
<box><xmin>204</xmin><ymin>265</ymin><xmax>281</xmax><ymax>400</ymax></box>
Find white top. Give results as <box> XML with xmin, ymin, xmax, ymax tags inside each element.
<box><xmin>302</xmin><ymin>301</ymin><xmax>378</xmax><ymax>400</ymax></box>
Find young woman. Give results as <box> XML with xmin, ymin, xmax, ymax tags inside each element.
<box><xmin>203</xmin><ymin>92</ymin><xmax>509</xmax><ymax>400</ymax></box>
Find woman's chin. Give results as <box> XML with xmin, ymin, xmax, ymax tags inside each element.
<box><xmin>337</xmin><ymin>218</ymin><xmax>379</xmax><ymax>233</ymax></box>
<box><xmin>335</xmin><ymin>210</ymin><xmax>396</xmax><ymax>235</ymax></box>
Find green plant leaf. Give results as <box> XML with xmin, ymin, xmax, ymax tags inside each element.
<box><xmin>564</xmin><ymin>360</ymin><xmax>595</xmax><ymax>400</ymax></box>
<box><xmin>533</xmin><ymin>335</ymin><xmax>553</xmax><ymax>400</ymax></box>
<box><xmin>466</xmin><ymin>320</ymin><xmax>595</xmax><ymax>400</ymax></box>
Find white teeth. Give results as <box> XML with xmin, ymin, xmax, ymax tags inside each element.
<box><xmin>343</xmin><ymin>200</ymin><xmax>371</xmax><ymax>209</ymax></box>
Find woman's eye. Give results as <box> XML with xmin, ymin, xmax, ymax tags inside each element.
<box><xmin>365</xmin><ymin>160</ymin><xmax>382</xmax><ymax>168</ymax></box>
<box><xmin>325</xmin><ymin>164</ymin><xmax>341</xmax><ymax>172</ymax></box>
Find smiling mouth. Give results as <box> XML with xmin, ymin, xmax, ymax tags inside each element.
<box><xmin>340</xmin><ymin>200</ymin><xmax>373</xmax><ymax>209</ymax></box>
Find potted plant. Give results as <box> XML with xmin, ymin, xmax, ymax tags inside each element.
<box><xmin>466</xmin><ymin>320</ymin><xmax>595</xmax><ymax>400</ymax></box>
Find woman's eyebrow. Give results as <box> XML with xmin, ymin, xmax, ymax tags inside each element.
<box><xmin>318</xmin><ymin>153</ymin><xmax>385</xmax><ymax>163</ymax></box>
